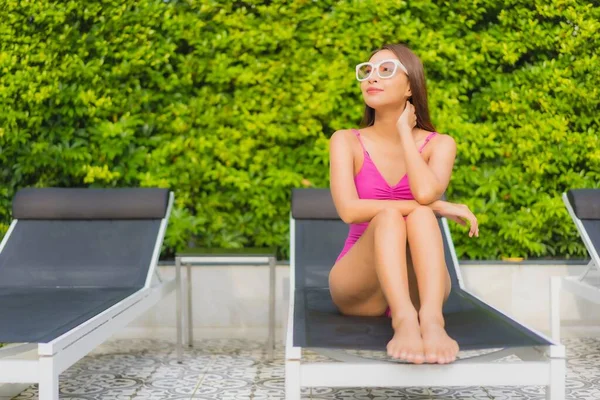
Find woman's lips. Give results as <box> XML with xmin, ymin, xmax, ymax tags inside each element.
<box><xmin>366</xmin><ymin>88</ymin><xmax>384</xmax><ymax>94</ymax></box>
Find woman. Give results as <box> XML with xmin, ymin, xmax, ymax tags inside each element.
<box><xmin>328</xmin><ymin>43</ymin><xmax>479</xmax><ymax>365</ymax></box>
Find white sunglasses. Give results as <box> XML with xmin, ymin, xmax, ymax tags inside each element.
<box><xmin>355</xmin><ymin>59</ymin><xmax>409</xmax><ymax>81</ymax></box>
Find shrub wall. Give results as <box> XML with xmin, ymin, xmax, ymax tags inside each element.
<box><xmin>1</xmin><ymin>0</ymin><xmax>598</xmax><ymax>259</ymax></box>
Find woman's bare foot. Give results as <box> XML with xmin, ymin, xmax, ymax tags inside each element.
<box><xmin>387</xmin><ymin>311</ymin><xmax>424</xmax><ymax>364</ymax></box>
<box><xmin>419</xmin><ymin>311</ymin><xmax>459</xmax><ymax>364</ymax></box>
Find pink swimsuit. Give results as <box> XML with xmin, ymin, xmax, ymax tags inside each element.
<box><xmin>335</xmin><ymin>128</ymin><xmax>438</xmax><ymax>316</ymax></box>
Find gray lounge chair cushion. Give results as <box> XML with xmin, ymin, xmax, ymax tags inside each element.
<box><xmin>0</xmin><ymin>188</ymin><xmax>171</xmax><ymax>344</ymax></box>
<box><xmin>292</xmin><ymin>188</ymin><xmax>339</xmax><ymax>220</ymax></box>
<box><xmin>567</xmin><ymin>189</ymin><xmax>600</xmax><ymax>220</ymax></box>
<box><xmin>13</xmin><ymin>188</ymin><xmax>169</xmax><ymax>220</ymax></box>
<box><xmin>0</xmin><ymin>287</ymin><xmax>138</xmax><ymax>343</ymax></box>
<box><xmin>291</xmin><ymin>188</ymin><xmax>553</xmax><ymax>351</ymax></box>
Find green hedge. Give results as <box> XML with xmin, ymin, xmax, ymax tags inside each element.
<box><xmin>1</xmin><ymin>0</ymin><xmax>598</xmax><ymax>260</ymax></box>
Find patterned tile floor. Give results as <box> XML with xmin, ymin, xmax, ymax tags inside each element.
<box><xmin>11</xmin><ymin>337</ymin><xmax>600</xmax><ymax>399</ymax></box>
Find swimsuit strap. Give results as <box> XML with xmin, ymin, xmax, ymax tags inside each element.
<box><xmin>418</xmin><ymin>131</ymin><xmax>438</xmax><ymax>152</ymax></box>
<box><xmin>352</xmin><ymin>129</ymin><xmax>368</xmax><ymax>154</ymax></box>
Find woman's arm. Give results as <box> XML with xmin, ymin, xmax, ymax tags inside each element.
<box><xmin>329</xmin><ymin>129</ymin><xmax>447</xmax><ymax>224</ymax></box>
<box><xmin>399</xmin><ymin>132</ymin><xmax>457</xmax><ymax>205</ymax></box>
<box><xmin>395</xmin><ymin>102</ymin><xmax>457</xmax><ymax>205</ymax></box>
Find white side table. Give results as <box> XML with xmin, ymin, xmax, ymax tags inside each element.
<box><xmin>175</xmin><ymin>247</ymin><xmax>277</xmax><ymax>360</ymax></box>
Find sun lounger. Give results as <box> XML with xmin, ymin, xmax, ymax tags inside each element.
<box><xmin>0</xmin><ymin>188</ymin><xmax>178</xmax><ymax>400</ymax></box>
<box><xmin>286</xmin><ymin>188</ymin><xmax>565</xmax><ymax>399</ymax></box>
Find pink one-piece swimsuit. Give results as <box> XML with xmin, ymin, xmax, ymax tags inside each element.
<box><xmin>335</xmin><ymin>128</ymin><xmax>438</xmax><ymax>317</ymax></box>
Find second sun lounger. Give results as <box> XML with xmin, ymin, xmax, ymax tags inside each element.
<box><xmin>286</xmin><ymin>188</ymin><xmax>565</xmax><ymax>399</ymax></box>
<box><xmin>0</xmin><ymin>188</ymin><xmax>179</xmax><ymax>400</ymax></box>
<box><xmin>551</xmin><ymin>189</ymin><xmax>600</xmax><ymax>342</ymax></box>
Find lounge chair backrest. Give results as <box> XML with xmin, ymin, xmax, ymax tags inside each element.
<box><xmin>0</xmin><ymin>188</ymin><xmax>170</xmax><ymax>289</ymax></box>
<box><xmin>566</xmin><ymin>189</ymin><xmax>600</xmax><ymax>266</ymax></box>
<box><xmin>291</xmin><ymin>188</ymin><xmax>460</xmax><ymax>290</ymax></box>
<box><xmin>567</xmin><ymin>189</ymin><xmax>600</xmax><ymax>220</ymax></box>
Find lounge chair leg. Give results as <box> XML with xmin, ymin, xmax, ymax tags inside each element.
<box><xmin>186</xmin><ymin>263</ymin><xmax>194</xmax><ymax>347</ymax></box>
<box><xmin>176</xmin><ymin>256</ymin><xmax>183</xmax><ymax>362</ymax></box>
<box><xmin>268</xmin><ymin>256</ymin><xmax>276</xmax><ymax>360</ymax></box>
<box><xmin>39</xmin><ymin>357</ymin><xmax>59</xmax><ymax>400</ymax></box>
<box><xmin>550</xmin><ymin>276</ymin><xmax>561</xmax><ymax>342</ymax></box>
<box><xmin>285</xmin><ymin>360</ymin><xmax>301</xmax><ymax>400</ymax></box>
<box><xmin>546</xmin><ymin>358</ymin><xmax>566</xmax><ymax>399</ymax></box>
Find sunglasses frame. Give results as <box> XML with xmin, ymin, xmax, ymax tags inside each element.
<box><xmin>355</xmin><ymin>59</ymin><xmax>409</xmax><ymax>82</ymax></box>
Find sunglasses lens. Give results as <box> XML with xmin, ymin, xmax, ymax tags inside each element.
<box><xmin>357</xmin><ymin>64</ymin><xmax>372</xmax><ymax>80</ymax></box>
<box><xmin>379</xmin><ymin>61</ymin><xmax>397</xmax><ymax>78</ymax></box>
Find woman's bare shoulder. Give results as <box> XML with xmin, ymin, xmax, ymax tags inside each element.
<box><xmin>426</xmin><ymin>132</ymin><xmax>456</xmax><ymax>160</ymax></box>
<box><xmin>330</xmin><ymin>128</ymin><xmax>357</xmax><ymax>141</ymax></box>
<box><xmin>432</xmin><ymin>132</ymin><xmax>456</xmax><ymax>147</ymax></box>
<box><xmin>422</xmin><ymin>130</ymin><xmax>454</xmax><ymax>148</ymax></box>
<box><xmin>329</xmin><ymin>129</ymin><xmax>360</xmax><ymax>149</ymax></box>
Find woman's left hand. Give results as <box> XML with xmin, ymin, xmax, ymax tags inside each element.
<box><xmin>396</xmin><ymin>101</ymin><xmax>417</xmax><ymax>134</ymax></box>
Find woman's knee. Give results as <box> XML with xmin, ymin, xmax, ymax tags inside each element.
<box><xmin>372</xmin><ymin>207</ymin><xmax>406</xmax><ymax>227</ymax></box>
<box><xmin>407</xmin><ymin>205</ymin><xmax>436</xmax><ymax>221</ymax></box>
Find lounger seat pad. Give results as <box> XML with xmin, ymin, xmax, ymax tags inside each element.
<box><xmin>0</xmin><ymin>287</ymin><xmax>139</xmax><ymax>343</ymax></box>
<box><xmin>567</xmin><ymin>189</ymin><xmax>600</xmax><ymax>220</ymax></box>
<box><xmin>294</xmin><ymin>288</ymin><xmax>552</xmax><ymax>351</ymax></box>
<box><xmin>581</xmin><ymin>220</ymin><xmax>600</xmax><ymax>255</ymax></box>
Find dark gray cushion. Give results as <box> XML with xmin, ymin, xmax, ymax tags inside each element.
<box><xmin>13</xmin><ymin>188</ymin><xmax>170</xmax><ymax>220</ymax></box>
<box><xmin>291</xmin><ymin>188</ymin><xmax>340</xmax><ymax>220</ymax></box>
<box><xmin>292</xmin><ymin>194</ymin><xmax>553</xmax><ymax>351</ymax></box>
<box><xmin>0</xmin><ymin>220</ymin><xmax>161</xmax><ymax>288</ymax></box>
<box><xmin>293</xmin><ymin>287</ymin><xmax>553</xmax><ymax>350</ymax></box>
<box><xmin>567</xmin><ymin>189</ymin><xmax>600</xmax><ymax>220</ymax></box>
<box><xmin>0</xmin><ymin>287</ymin><xmax>139</xmax><ymax>343</ymax></box>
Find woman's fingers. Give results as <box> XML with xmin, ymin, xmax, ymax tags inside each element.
<box><xmin>446</xmin><ymin>204</ymin><xmax>478</xmax><ymax>237</ymax></box>
<box><xmin>468</xmin><ymin>212</ymin><xmax>478</xmax><ymax>237</ymax></box>
<box><xmin>451</xmin><ymin>216</ymin><xmax>466</xmax><ymax>225</ymax></box>
<box><xmin>456</xmin><ymin>205</ymin><xmax>478</xmax><ymax>237</ymax></box>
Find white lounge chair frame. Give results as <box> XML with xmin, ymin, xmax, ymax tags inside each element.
<box><xmin>286</xmin><ymin>215</ymin><xmax>566</xmax><ymax>399</ymax></box>
<box><xmin>0</xmin><ymin>192</ymin><xmax>183</xmax><ymax>400</ymax></box>
<box><xmin>550</xmin><ymin>192</ymin><xmax>600</xmax><ymax>343</ymax></box>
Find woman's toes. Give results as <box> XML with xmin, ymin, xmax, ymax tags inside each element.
<box><xmin>449</xmin><ymin>350</ymin><xmax>457</xmax><ymax>362</ymax></box>
<box><xmin>425</xmin><ymin>351</ymin><xmax>437</xmax><ymax>363</ymax></box>
<box><xmin>446</xmin><ymin>350</ymin><xmax>453</xmax><ymax>362</ymax></box>
<box><xmin>387</xmin><ymin>344</ymin><xmax>397</xmax><ymax>358</ymax></box>
<box><xmin>413</xmin><ymin>352</ymin><xmax>424</xmax><ymax>364</ymax></box>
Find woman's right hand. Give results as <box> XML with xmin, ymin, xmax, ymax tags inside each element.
<box><xmin>435</xmin><ymin>201</ymin><xmax>479</xmax><ymax>237</ymax></box>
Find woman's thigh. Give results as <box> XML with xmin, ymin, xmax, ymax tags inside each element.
<box><xmin>329</xmin><ymin>213</ymin><xmax>420</xmax><ymax>316</ymax></box>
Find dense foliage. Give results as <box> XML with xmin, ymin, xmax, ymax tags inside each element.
<box><xmin>1</xmin><ymin>0</ymin><xmax>598</xmax><ymax>259</ymax></box>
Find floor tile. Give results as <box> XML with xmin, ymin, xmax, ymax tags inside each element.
<box><xmin>10</xmin><ymin>338</ymin><xmax>600</xmax><ymax>400</ymax></box>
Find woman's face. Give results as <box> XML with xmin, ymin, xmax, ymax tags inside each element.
<box><xmin>359</xmin><ymin>50</ymin><xmax>411</xmax><ymax>110</ymax></box>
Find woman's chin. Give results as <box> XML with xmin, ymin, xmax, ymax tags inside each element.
<box><xmin>365</xmin><ymin>99</ymin><xmax>402</xmax><ymax>111</ymax></box>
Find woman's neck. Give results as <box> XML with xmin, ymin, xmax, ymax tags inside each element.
<box><xmin>370</xmin><ymin>107</ymin><xmax>418</xmax><ymax>142</ymax></box>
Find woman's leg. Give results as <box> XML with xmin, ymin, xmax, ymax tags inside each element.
<box><xmin>329</xmin><ymin>207</ymin><xmax>424</xmax><ymax>363</ymax></box>
<box><xmin>405</xmin><ymin>205</ymin><xmax>458</xmax><ymax>364</ymax></box>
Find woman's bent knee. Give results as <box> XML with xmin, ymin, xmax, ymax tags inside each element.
<box><xmin>407</xmin><ymin>205</ymin><xmax>436</xmax><ymax>220</ymax></box>
<box><xmin>372</xmin><ymin>207</ymin><xmax>406</xmax><ymax>226</ymax></box>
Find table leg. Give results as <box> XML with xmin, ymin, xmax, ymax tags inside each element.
<box><xmin>176</xmin><ymin>257</ymin><xmax>182</xmax><ymax>362</ymax></box>
<box><xmin>187</xmin><ymin>263</ymin><xmax>194</xmax><ymax>347</ymax></box>
<box><xmin>268</xmin><ymin>256</ymin><xmax>276</xmax><ymax>360</ymax></box>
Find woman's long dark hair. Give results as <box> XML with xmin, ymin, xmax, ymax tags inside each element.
<box><xmin>360</xmin><ymin>43</ymin><xmax>436</xmax><ymax>132</ymax></box>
